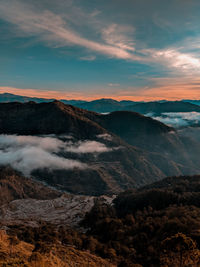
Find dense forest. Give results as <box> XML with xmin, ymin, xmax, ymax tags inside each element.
<box><xmin>4</xmin><ymin>174</ymin><xmax>200</xmax><ymax>266</ymax></box>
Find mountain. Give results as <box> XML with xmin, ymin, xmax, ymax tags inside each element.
<box><xmin>76</xmin><ymin>98</ymin><xmax>122</xmax><ymax>112</ymax></box>
<box><xmin>0</xmin><ymin>100</ymin><xmax>105</xmax><ymax>138</ymax></box>
<box><xmin>0</xmin><ymin>93</ymin><xmax>55</xmax><ymax>103</ymax></box>
<box><xmin>183</xmin><ymin>99</ymin><xmax>200</xmax><ymax>106</ymax></box>
<box><xmin>124</xmin><ymin>101</ymin><xmax>200</xmax><ymax>114</ymax></box>
<box><xmin>0</xmin><ymin>101</ymin><xmax>165</xmax><ymax>194</ymax></box>
<box><xmin>0</xmin><ymin>101</ymin><xmax>200</xmax><ymax>195</ymax></box>
<box><xmin>97</xmin><ymin>111</ymin><xmax>200</xmax><ymax>174</ymax></box>
<box><xmin>76</xmin><ymin>98</ymin><xmax>138</xmax><ymax>113</ymax></box>
<box><xmin>2</xmin><ymin>93</ymin><xmax>200</xmax><ymax>114</ymax></box>
<box><xmin>0</xmin><ymin>93</ymin><xmax>87</xmax><ymax>105</ymax></box>
<box><xmin>119</xmin><ymin>100</ymin><xmax>138</xmax><ymax>106</ymax></box>
<box><xmin>1</xmin><ymin>98</ymin><xmax>200</xmax><ymax>266</ymax></box>
<box><xmin>75</xmin><ymin>99</ymin><xmax>200</xmax><ymax>114</ymax></box>
<box><xmin>0</xmin><ymin>93</ymin><xmax>138</xmax><ymax>112</ymax></box>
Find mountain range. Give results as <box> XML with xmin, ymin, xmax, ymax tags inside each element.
<box><xmin>123</xmin><ymin>101</ymin><xmax>200</xmax><ymax>114</ymax></box>
<box><xmin>0</xmin><ymin>98</ymin><xmax>200</xmax><ymax>266</ymax></box>
<box><xmin>1</xmin><ymin>93</ymin><xmax>200</xmax><ymax>113</ymax></box>
<box><xmin>0</xmin><ymin>100</ymin><xmax>200</xmax><ymax>196</ymax></box>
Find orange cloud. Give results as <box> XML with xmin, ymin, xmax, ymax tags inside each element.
<box><xmin>0</xmin><ymin>80</ymin><xmax>200</xmax><ymax>102</ymax></box>
<box><xmin>138</xmin><ymin>77</ymin><xmax>200</xmax><ymax>101</ymax></box>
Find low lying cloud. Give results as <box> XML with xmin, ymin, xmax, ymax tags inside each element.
<box><xmin>148</xmin><ymin>112</ymin><xmax>200</xmax><ymax>128</ymax></box>
<box><xmin>153</xmin><ymin>116</ymin><xmax>189</xmax><ymax>127</ymax></box>
<box><xmin>66</xmin><ymin>140</ymin><xmax>112</xmax><ymax>153</ymax></box>
<box><xmin>0</xmin><ymin>135</ymin><xmax>87</xmax><ymax>176</ymax></box>
<box><xmin>178</xmin><ymin>127</ymin><xmax>200</xmax><ymax>143</ymax></box>
<box><xmin>97</xmin><ymin>133</ymin><xmax>113</xmax><ymax>141</ymax></box>
<box><xmin>0</xmin><ymin>135</ymin><xmax>114</xmax><ymax>176</ymax></box>
<box><xmin>0</xmin><ymin>135</ymin><xmax>63</xmax><ymax>152</ymax></box>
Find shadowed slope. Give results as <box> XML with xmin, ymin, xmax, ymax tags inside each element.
<box><xmin>0</xmin><ymin>101</ymin><xmax>199</xmax><ymax>194</ymax></box>
<box><xmin>0</xmin><ymin>166</ymin><xmax>61</xmax><ymax>205</ymax></box>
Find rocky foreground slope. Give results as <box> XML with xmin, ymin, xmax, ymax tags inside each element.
<box><xmin>0</xmin><ymin>166</ymin><xmax>115</xmax><ymax>266</ymax></box>
<box><xmin>1</xmin><ymin>171</ymin><xmax>200</xmax><ymax>266</ymax></box>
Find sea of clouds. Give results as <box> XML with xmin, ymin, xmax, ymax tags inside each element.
<box><xmin>147</xmin><ymin>112</ymin><xmax>200</xmax><ymax>128</ymax></box>
<box><xmin>0</xmin><ymin>134</ymin><xmax>113</xmax><ymax>176</ymax></box>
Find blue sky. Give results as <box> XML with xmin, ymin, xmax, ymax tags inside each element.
<box><xmin>0</xmin><ymin>0</ymin><xmax>200</xmax><ymax>100</ymax></box>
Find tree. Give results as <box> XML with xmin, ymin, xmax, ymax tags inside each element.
<box><xmin>161</xmin><ymin>232</ymin><xmax>200</xmax><ymax>267</ymax></box>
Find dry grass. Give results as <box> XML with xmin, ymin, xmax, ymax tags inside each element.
<box><xmin>0</xmin><ymin>230</ymin><xmax>115</xmax><ymax>267</ymax></box>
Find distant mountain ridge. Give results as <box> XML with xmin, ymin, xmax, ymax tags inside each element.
<box><xmin>124</xmin><ymin>101</ymin><xmax>200</xmax><ymax>114</ymax></box>
<box><xmin>0</xmin><ymin>93</ymin><xmax>87</xmax><ymax>105</ymax></box>
<box><xmin>0</xmin><ymin>93</ymin><xmax>200</xmax><ymax>113</ymax></box>
<box><xmin>0</xmin><ymin>93</ymin><xmax>138</xmax><ymax>112</ymax></box>
<box><xmin>75</xmin><ymin>98</ymin><xmax>138</xmax><ymax>112</ymax></box>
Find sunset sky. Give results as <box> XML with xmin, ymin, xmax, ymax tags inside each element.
<box><xmin>0</xmin><ymin>0</ymin><xmax>200</xmax><ymax>100</ymax></box>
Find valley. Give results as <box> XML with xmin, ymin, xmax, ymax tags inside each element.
<box><xmin>0</xmin><ymin>100</ymin><xmax>200</xmax><ymax>266</ymax></box>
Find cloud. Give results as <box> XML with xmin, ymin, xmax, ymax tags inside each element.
<box><xmin>97</xmin><ymin>133</ymin><xmax>113</xmax><ymax>141</ymax></box>
<box><xmin>148</xmin><ymin>112</ymin><xmax>200</xmax><ymax>128</ymax></box>
<box><xmin>178</xmin><ymin>127</ymin><xmax>200</xmax><ymax>143</ymax></box>
<box><xmin>0</xmin><ymin>0</ymin><xmax>199</xmax><ymax>72</ymax></box>
<box><xmin>1</xmin><ymin>0</ymin><xmax>200</xmax><ymax>103</ymax></box>
<box><xmin>120</xmin><ymin>76</ymin><xmax>200</xmax><ymax>101</ymax></box>
<box><xmin>65</xmin><ymin>140</ymin><xmax>113</xmax><ymax>153</ymax></box>
<box><xmin>0</xmin><ymin>135</ymin><xmax>63</xmax><ymax>152</ymax></box>
<box><xmin>152</xmin><ymin>116</ymin><xmax>189</xmax><ymax>127</ymax></box>
<box><xmin>155</xmin><ymin>50</ymin><xmax>200</xmax><ymax>71</ymax></box>
<box><xmin>79</xmin><ymin>55</ymin><xmax>96</xmax><ymax>61</ymax></box>
<box><xmin>0</xmin><ymin>135</ymin><xmax>86</xmax><ymax>176</ymax></box>
<box><xmin>0</xmin><ymin>0</ymin><xmax>140</xmax><ymax>61</ymax></box>
<box><xmin>108</xmin><ymin>83</ymin><xmax>120</xmax><ymax>87</ymax></box>
<box><xmin>163</xmin><ymin>112</ymin><xmax>200</xmax><ymax>121</ymax></box>
<box><xmin>101</xmin><ymin>24</ymin><xmax>135</xmax><ymax>52</ymax></box>
<box><xmin>0</xmin><ymin>135</ymin><xmax>114</xmax><ymax>175</ymax></box>
<box><xmin>142</xmin><ymin>48</ymin><xmax>200</xmax><ymax>72</ymax></box>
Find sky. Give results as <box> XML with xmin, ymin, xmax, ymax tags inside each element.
<box><xmin>0</xmin><ymin>0</ymin><xmax>200</xmax><ymax>101</ymax></box>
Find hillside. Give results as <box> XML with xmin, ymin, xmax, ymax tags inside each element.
<box><xmin>0</xmin><ymin>230</ymin><xmax>114</xmax><ymax>267</ymax></box>
<box><xmin>0</xmin><ymin>101</ymin><xmax>104</xmax><ymax>138</ymax></box>
<box><xmin>0</xmin><ymin>166</ymin><xmax>61</xmax><ymax>205</ymax></box>
<box><xmin>2</xmin><ymin>174</ymin><xmax>200</xmax><ymax>266</ymax></box>
<box><xmin>98</xmin><ymin>111</ymin><xmax>200</xmax><ymax>176</ymax></box>
<box><xmin>0</xmin><ymin>102</ymin><xmax>171</xmax><ymax>194</ymax></box>
<box><xmin>82</xmin><ymin>174</ymin><xmax>200</xmax><ymax>266</ymax></box>
<box><xmin>0</xmin><ymin>101</ymin><xmax>199</xmax><ymax>195</ymax></box>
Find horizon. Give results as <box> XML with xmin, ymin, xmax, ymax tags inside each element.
<box><xmin>1</xmin><ymin>0</ymin><xmax>200</xmax><ymax>100</ymax></box>
<box><xmin>0</xmin><ymin>90</ymin><xmax>200</xmax><ymax>102</ymax></box>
